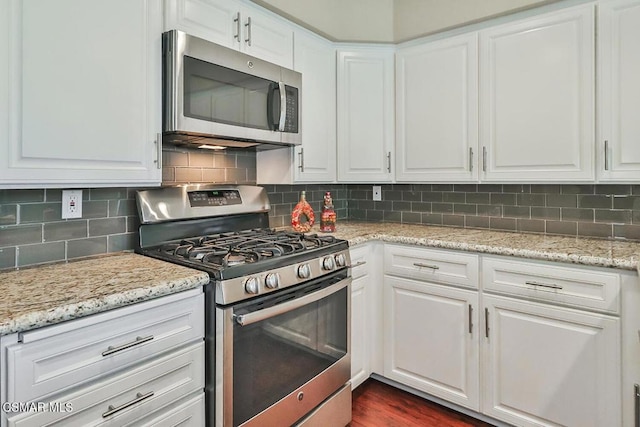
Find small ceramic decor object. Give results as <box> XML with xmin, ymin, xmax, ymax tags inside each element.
<box><xmin>291</xmin><ymin>191</ymin><xmax>315</xmax><ymax>233</ymax></box>
<box><xmin>320</xmin><ymin>192</ymin><xmax>336</xmax><ymax>232</ymax></box>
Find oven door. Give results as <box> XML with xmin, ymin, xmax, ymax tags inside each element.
<box><xmin>216</xmin><ymin>272</ymin><xmax>351</xmax><ymax>427</ymax></box>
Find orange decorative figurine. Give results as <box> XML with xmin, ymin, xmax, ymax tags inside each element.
<box><xmin>320</xmin><ymin>191</ymin><xmax>336</xmax><ymax>232</ymax></box>
<box><xmin>291</xmin><ymin>191</ymin><xmax>315</xmax><ymax>233</ymax></box>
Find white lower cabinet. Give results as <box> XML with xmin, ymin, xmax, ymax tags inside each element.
<box><xmin>482</xmin><ymin>295</ymin><xmax>620</xmax><ymax>427</ymax></box>
<box><xmin>380</xmin><ymin>244</ymin><xmax>628</xmax><ymax>426</ymax></box>
<box><xmin>383</xmin><ymin>275</ymin><xmax>480</xmax><ymax>410</ymax></box>
<box><xmin>350</xmin><ymin>243</ymin><xmax>382</xmax><ymax>389</ymax></box>
<box><xmin>0</xmin><ymin>289</ymin><xmax>205</xmax><ymax>427</ymax></box>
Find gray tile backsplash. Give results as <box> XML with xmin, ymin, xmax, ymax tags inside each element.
<box><xmin>336</xmin><ymin>183</ymin><xmax>640</xmax><ymax>241</ymax></box>
<box><xmin>2</xmin><ymin>147</ymin><xmax>640</xmax><ymax>269</ymax></box>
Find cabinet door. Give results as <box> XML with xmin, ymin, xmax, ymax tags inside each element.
<box><xmin>0</xmin><ymin>0</ymin><xmax>162</xmax><ymax>188</ymax></box>
<box><xmin>482</xmin><ymin>295</ymin><xmax>621</xmax><ymax>427</ymax></box>
<box><xmin>350</xmin><ymin>245</ymin><xmax>372</xmax><ymax>389</ymax></box>
<box><xmin>351</xmin><ymin>275</ymin><xmax>370</xmax><ymax>389</ymax></box>
<box><xmin>383</xmin><ymin>276</ymin><xmax>480</xmax><ymax>410</ymax></box>
<box><xmin>293</xmin><ymin>31</ymin><xmax>336</xmax><ymax>182</ymax></box>
<box><xmin>598</xmin><ymin>0</ymin><xmax>640</xmax><ymax>181</ymax></box>
<box><xmin>337</xmin><ymin>47</ymin><xmax>394</xmax><ymax>183</ymax></box>
<box><xmin>256</xmin><ymin>30</ymin><xmax>336</xmax><ymax>184</ymax></box>
<box><xmin>479</xmin><ymin>5</ymin><xmax>595</xmax><ymax>182</ymax></box>
<box><xmin>164</xmin><ymin>0</ymin><xmax>240</xmax><ymax>49</ymax></box>
<box><xmin>396</xmin><ymin>33</ymin><xmax>478</xmax><ymax>182</ymax></box>
<box><xmin>239</xmin><ymin>4</ymin><xmax>293</xmax><ymax>69</ymax></box>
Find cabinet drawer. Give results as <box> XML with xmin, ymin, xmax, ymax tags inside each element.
<box><xmin>349</xmin><ymin>245</ymin><xmax>370</xmax><ymax>280</ymax></box>
<box><xmin>7</xmin><ymin>342</ymin><xmax>204</xmax><ymax>427</ymax></box>
<box><xmin>482</xmin><ymin>257</ymin><xmax>620</xmax><ymax>313</ymax></box>
<box><xmin>6</xmin><ymin>289</ymin><xmax>204</xmax><ymax>402</ymax></box>
<box><xmin>137</xmin><ymin>393</ymin><xmax>205</xmax><ymax>427</ymax></box>
<box><xmin>384</xmin><ymin>245</ymin><xmax>479</xmax><ymax>289</ymax></box>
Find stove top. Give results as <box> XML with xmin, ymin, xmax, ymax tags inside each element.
<box><xmin>135</xmin><ymin>185</ymin><xmax>351</xmax><ymax>305</ymax></box>
<box><xmin>144</xmin><ymin>228</ymin><xmax>344</xmax><ymax>277</ymax></box>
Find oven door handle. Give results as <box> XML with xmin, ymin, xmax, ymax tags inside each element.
<box><xmin>234</xmin><ymin>277</ymin><xmax>351</xmax><ymax>327</ymax></box>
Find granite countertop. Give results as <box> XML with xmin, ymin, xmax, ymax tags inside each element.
<box><xmin>0</xmin><ymin>253</ymin><xmax>209</xmax><ymax>336</ymax></box>
<box><xmin>319</xmin><ymin>221</ymin><xmax>640</xmax><ymax>272</ymax></box>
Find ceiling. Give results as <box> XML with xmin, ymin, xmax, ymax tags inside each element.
<box><xmin>251</xmin><ymin>0</ymin><xmax>563</xmax><ymax>43</ymax></box>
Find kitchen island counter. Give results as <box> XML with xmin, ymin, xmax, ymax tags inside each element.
<box><xmin>320</xmin><ymin>221</ymin><xmax>640</xmax><ymax>272</ymax></box>
<box><xmin>0</xmin><ymin>253</ymin><xmax>209</xmax><ymax>336</ymax></box>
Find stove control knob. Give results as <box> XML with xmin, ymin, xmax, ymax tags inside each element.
<box><xmin>244</xmin><ymin>277</ymin><xmax>259</xmax><ymax>294</ymax></box>
<box><xmin>265</xmin><ymin>273</ymin><xmax>280</xmax><ymax>289</ymax></box>
<box><xmin>334</xmin><ymin>253</ymin><xmax>347</xmax><ymax>268</ymax></box>
<box><xmin>297</xmin><ymin>263</ymin><xmax>311</xmax><ymax>279</ymax></box>
<box><xmin>322</xmin><ymin>256</ymin><xmax>336</xmax><ymax>271</ymax></box>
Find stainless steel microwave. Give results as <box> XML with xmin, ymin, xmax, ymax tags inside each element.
<box><xmin>162</xmin><ymin>30</ymin><xmax>301</xmax><ymax>149</ymax></box>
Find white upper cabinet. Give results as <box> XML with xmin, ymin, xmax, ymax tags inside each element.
<box><xmin>598</xmin><ymin>0</ymin><xmax>640</xmax><ymax>182</ymax></box>
<box><xmin>396</xmin><ymin>33</ymin><xmax>479</xmax><ymax>182</ymax></box>
<box><xmin>337</xmin><ymin>46</ymin><xmax>395</xmax><ymax>183</ymax></box>
<box><xmin>165</xmin><ymin>0</ymin><xmax>293</xmax><ymax>68</ymax></box>
<box><xmin>0</xmin><ymin>0</ymin><xmax>162</xmax><ymax>188</ymax></box>
<box><xmin>256</xmin><ymin>29</ymin><xmax>336</xmax><ymax>184</ymax></box>
<box><xmin>293</xmin><ymin>31</ymin><xmax>337</xmax><ymax>182</ymax></box>
<box><xmin>479</xmin><ymin>5</ymin><xmax>595</xmax><ymax>182</ymax></box>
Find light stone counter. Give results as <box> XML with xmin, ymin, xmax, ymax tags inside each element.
<box><xmin>0</xmin><ymin>253</ymin><xmax>209</xmax><ymax>336</ymax></box>
<box><xmin>319</xmin><ymin>221</ymin><xmax>640</xmax><ymax>272</ymax></box>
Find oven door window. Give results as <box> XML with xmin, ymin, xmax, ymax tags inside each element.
<box><xmin>183</xmin><ymin>56</ymin><xmax>280</xmax><ymax>131</ymax></box>
<box><xmin>232</xmin><ymin>283</ymin><xmax>348</xmax><ymax>426</ymax></box>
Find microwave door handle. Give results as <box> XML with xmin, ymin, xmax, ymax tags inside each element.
<box><xmin>278</xmin><ymin>81</ymin><xmax>286</xmax><ymax>131</ymax></box>
<box><xmin>234</xmin><ymin>277</ymin><xmax>350</xmax><ymax>326</ymax></box>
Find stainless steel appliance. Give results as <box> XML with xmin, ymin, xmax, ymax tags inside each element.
<box><xmin>135</xmin><ymin>185</ymin><xmax>351</xmax><ymax>427</ymax></box>
<box><xmin>163</xmin><ymin>30</ymin><xmax>301</xmax><ymax>149</ymax></box>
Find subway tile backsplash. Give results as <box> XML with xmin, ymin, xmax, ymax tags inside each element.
<box><xmin>1</xmin><ymin>148</ymin><xmax>639</xmax><ymax>269</ymax></box>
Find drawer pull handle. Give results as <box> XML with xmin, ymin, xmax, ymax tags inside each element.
<box><xmin>525</xmin><ymin>281</ymin><xmax>563</xmax><ymax>290</ymax></box>
<box><xmin>347</xmin><ymin>261</ymin><xmax>367</xmax><ymax>268</ymax></box>
<box><xmin>485</xmin><ymin>308</ymin><xmax>490</xmax><ymax>338</ymax></box>
<box><xmin>102</xmin><ymin>335</ymin><xmax>154</xmax><ymax>357</ymax></box>
<box><xmin>102</xmin><ymin>391</ymin><xmax>154</xmax><ymax>418</ymax></box>
<box><xmin>413</xmin><ymin>263</ymin><xmax>439</xmax><ymax>270</ymax></box>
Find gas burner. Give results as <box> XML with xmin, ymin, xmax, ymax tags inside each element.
<box><xmin>225</xmin><ymin>253</ymin><xmax>248</xmax><ymax>266</ymax></box>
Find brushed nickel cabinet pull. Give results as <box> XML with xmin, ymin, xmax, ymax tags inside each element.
<box><xmin>102</xmin><ymin>335</ymin><xmax>154</xmax><ymax>357</ymax></box>
<box><xmin>298</xmin><ymin>148</ymin><xmax>304</xmax><ymax>172</ymax></box>
<box><xmin>233</xmin><ymin>12</ymin><xmax>241</xmax><ymax>41</ymax></box>
<box><xmin>482</xmin><ymin>146</ymin><xmax>487</xmax><ymax>172</ymax></box>
<box><xmin>413</xmin><ymin>263</ymin><xmax>439</xmax><ymax>270</ymax></box>
<box><xmin>604</xmin><ymin>140</ymin><xmax>609</xmax><ymax>171</ymax></box>
<box><xmin>347</xmin><ymin>261</ymin><xmax>367</xmax><ymax>268</ymax></box>
<box><xmin>387</xmin><ymin>152</ymin><xmax>391</xmax><ymax>173</ymax></box>
<box><xmin>635</xmin><ymin>384</ymin><xmax>639</xmax><ymax>427</ymax></box>
<box><xmin>485</xmin><ymin>308</ymin><xmax>490</xmax><ymax>338</ymax></box>
<box><xmin>154</xmin><ymin>133</ymin><xmax>162</xmax><ymax>169</ymax></box>
<box><xmin>102</xmin><ymin>391</ymin><xmax>154</xmax><ymax>418</ymax></box>
<box><xmin>469</xmin><ymin>147</ymin><xmax>474</xmax><ymax>172</ymax></box>
<box><xmin>525</xmin><ymin>280</ymin><xmax>563</xmax><ymax>290</ymax></box>
<box><xmin>468</xmin><ymin>304</ymin><xmax>473</xmax><ymax>334</ymax></box>
<box><xmin>245</xmin><ymin>17</ymin><xmax>252</xmax><ymax>46</ymax></box>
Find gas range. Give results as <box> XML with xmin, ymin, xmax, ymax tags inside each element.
<box><xmin>135</xmin><ymin>184</ymin><xmax>352</xmax><ymax>427</ymax></box>
<box><xmin>135</xmin><ymin>185</ymin><xmax>350</xmax><ymax>305</ymax></box>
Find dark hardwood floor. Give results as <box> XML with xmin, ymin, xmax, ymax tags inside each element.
<box><xmin>350</xmin><ymin>380</ymin><xmax>495</xmax><ymax>427</ymax></box>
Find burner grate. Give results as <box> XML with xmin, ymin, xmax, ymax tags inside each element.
<box><xmin>152</xmin><ymin>229</ymin><xmax>339</xmax><ymax>269</ymax></box>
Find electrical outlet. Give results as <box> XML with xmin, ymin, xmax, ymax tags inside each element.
<box><xmin>62</xmin><ymin>190</ymin><xmax>83</xmax><ymax>219</ymax></box>
<box><xmin>372</xmin><ymin>186</ymin><xmax>382</xmax><ymax>201</ymax></box>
